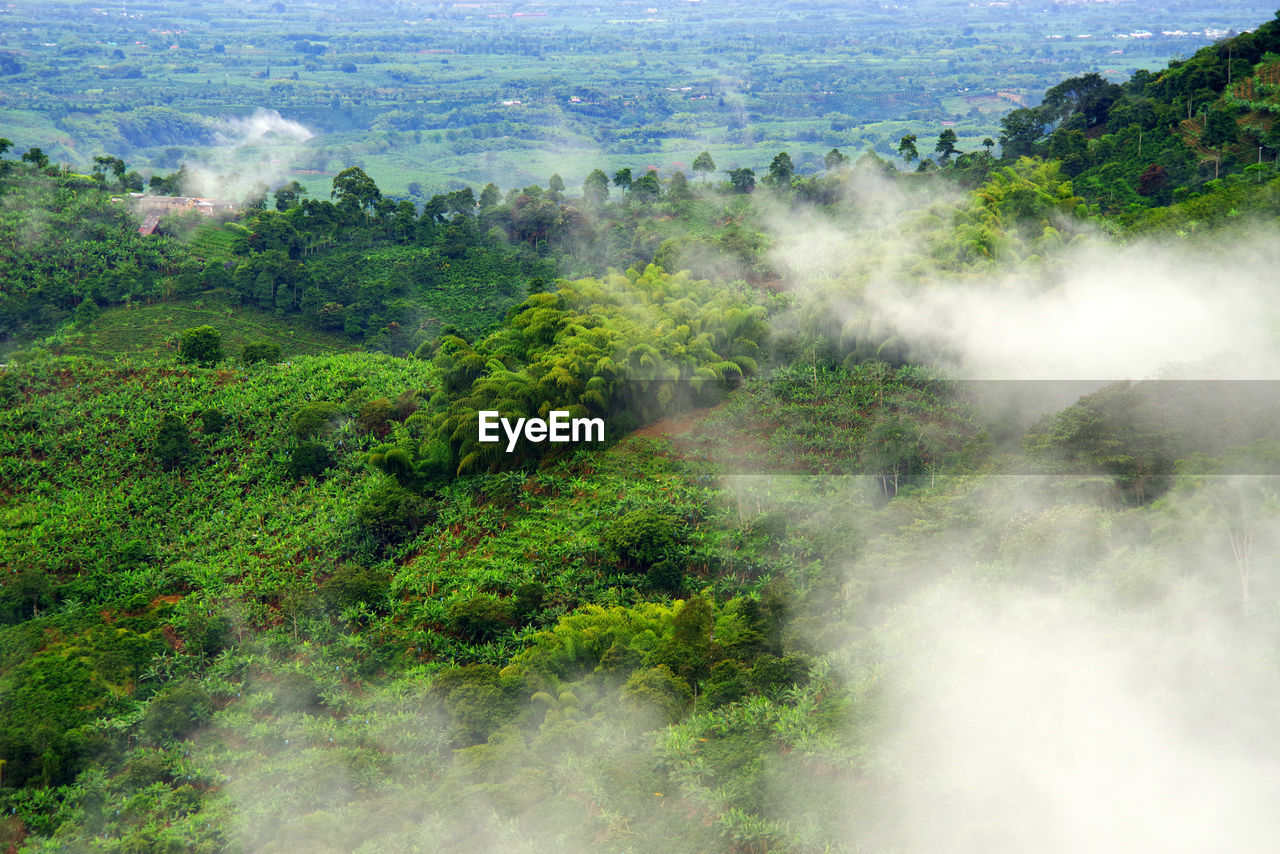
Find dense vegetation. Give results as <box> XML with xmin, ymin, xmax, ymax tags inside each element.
<box><xmin>5</xmin><ymin>10</ymin><xmax>1280</xmax><ymax>853</ymax></box>
<box><xmin>1</xmin><ymin>0</ymin><xmax>1274</xmax><ymax>196</ymax></box>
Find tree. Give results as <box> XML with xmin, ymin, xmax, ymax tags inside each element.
<box><xmin>726</xmin><ymin>167</ymin><xmax>756</xmax><ymax>194</ymax></box>
<box><xmin>20</xmin><ymin>147</ymin><xmax>49</xmax><ymax>170</ymax></box>
<box><xmin>1040</xmin><ymin>72</ymin><xmax>1122</xmax><ymax>129</ymax></box>
<box><xmin>154</xmin><ymin>414</ymin><xmax>195</xmax><ymax>470</ymax></box>
<box><xmin>356</xmin><ymin>478</ymin><xmax>433</xmax><ymax>544</ymax></box>
<box><xmin>982</xmin><ymin>138</ymin><xmax>996</xmax><ymax>156</ymax></box>
<box><xmin>824</xmin><ymin>147</ymin><xmax>849</xmax><ymax>170</ymax></box>
<box><xmin>0</xmin><ymin>138</ymin><xmax>11</xmax><ymax>156</ymax></box>
<box><xmin>92</xmin><ymin>155</ymin><xmax>127</xmax><ymax>184</ymax></box>
<box><xmin>1203</xmin><ymin>107</ymin><xmax>1239</xmax><ymax>179</ymax></box>
<box><xmin>692</xmin><ymin>151</ymin><xmax>716</xmax><ymax>184</ymax></box>
<box><xmin>667</xmin><ymin>170</ymin><xmax>691</xmax><ymax>199</ymax></box>
<box><xmin>999</xmin><ymin>108</ymin><xmax>1048</xmax><ymax>159</ymax></box>
<box><xmin>479</xmin><ymin>182</ymin><xmax>501</xmax><ymax>208</ymax></box>
<box><xmin>200</xmin><ymin>408</ymin><xmax>226</xmax><ymax>434</ymax></box>
<box><xmin>897</xmin><ymin>134</ymin><xmax>919</xmax><ymax>164</ymax></box>
<box><xmin>583</xmin><ymin>169</ymin><xmax>609</xmax><ymax>207</ymax></box>
<box><xmin>766</xmin><ymin>151</ymin><xmax>794</xmax><ymax>187</ymax></box>
<box><xmin>149</xmin><ymin>165</ymin><xmax>188</xmax><ymax>196</ymax></box>
<box><xmin>331</xmin><ymin>166</ymin><xmax>381</xmax><ymax>210</ymax></box>
<box><xmin>612</xmin><ymin>167</ymin><xmax>633</xmax><ymax>193</ymax></box>
<box><xmin>1203</xmin><ymin>108</ymin><xmax>1238</xmax><ymax>147</ymax></box>
<box><xmin>177</xmin><ymin>326</ymin><xmax>222</xmax><ymax>367</ymax></box>
<box><xmin>631</xmin><ymin>169</ymin><xmax>661</xmax><ymax>203</ymax></box>
<box><xmin>935</xmin><ymin>129</ymin><xmax>960</xmax><ymax>162</ymax></box>
<box><xmin>548</xmin><ymin>173</ymin><xmax>565</xmax><ymax>195</ymax></box>
<box><xmin>273</xmin><ymin>180</ymin><xmax>306</xmax><ymax>211</ymax></box>
<box><xmin>1137</xmin><ymin>164</ymin><xmax>1170</xmax><ymax>200</ymax></box>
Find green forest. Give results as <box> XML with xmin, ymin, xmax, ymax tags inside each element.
<box><xmin>5</xmin><ymin>7</ymin><xmax>1280</xmax><ymax>853</ymax></box>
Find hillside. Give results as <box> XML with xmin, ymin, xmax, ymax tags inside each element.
<box><xmin>5</xmin><ymin>11</ymin><xmax>1280</xmax><ymax>852</ymax></box>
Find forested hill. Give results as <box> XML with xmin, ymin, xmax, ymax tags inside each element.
<box><xmin>7</xmin><ymin>10</ymin><xmax>1280</xmax><ymax>351</ymax></box>
<box><xmin>995</xmin><ymin>10</ymin><xmax>1280</xmax><ymax>209</ymax></box>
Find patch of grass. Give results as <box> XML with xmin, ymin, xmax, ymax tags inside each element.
<box><xmin>182</xmin><ymin>223</ymin><xmax>242</xmax><ymax>263</ymax></box>
<box><xmin>59</xmin><ymin>301</ymin><xmax>357</xmax><ymax>361</ymax></box>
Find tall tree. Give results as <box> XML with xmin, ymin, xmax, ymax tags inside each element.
<box><xmin>897</xmin><ymin>134</ymin><xmax>919</xmax><ymax>164</ymax></box>
<box><xmin>999</xmin><ymin>109</ymin><xmax>1048</xmax><ymax>159</ymax></box>
<box><xmin>612</xmin><ymin>167</ymin><xmax>633</xmax><ymax>193</ymax></box>
<box><xmin>331</xmin><ymin>166</ymin><xmax>381</xmax><ymax>210</ymax></box>
<box><xmin>583</xmin><ymin>169</ymin><xmax>609</xmax><ymax>208</ymax></box>
<box><xmin>479</xmin><ymin>182</ymin><xmax>502</xmax><ymax>208</ymax></box>
<box><xmin>766</xmin><ymin>151</ymin><xmax>794</xmax><ymax>187</ymax></box>
<box><xmin>935</xmin><ymin>129</ymin><xmax>959</xmax><ymax>162</ymax></box>
<box><xmin>154</xmin><ymin>415</ymin><xmax>195</xmax><ymax>471</ymax></box>
<box><xmin>273</xmin><ymin>180</ymin><xmax>306</xmax><ymax>211</ymax></box>
<box><xmin>692</xmin><ymin>151</ymin><xmax>716</xmax><ymax>184</ymax></box>
<box><xmin>667</xmin><ymin>170</ymin><xmax>691</xmax><ymax>200</ymax></box>
<box><xmin>631</xmin><ymin>170</ymin><xmax>661</xmax><ymax>203</ymax></box>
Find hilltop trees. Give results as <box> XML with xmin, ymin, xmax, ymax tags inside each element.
<box><xmin>999</xmin><ymin>109</ymin><xmax>1049</xmax><ymax>159</ymax></box>
<box><xmin>726</xmin><ymin>167</ymin><xmax>756</xmax><ymax>193</ymax></box>
<box><xmin>631</xmin><ymin>169</ymin><xmax>661</xmax><ymax>203</ymax></box>
<box><xmin>419</xmin><ymin>265</ymin><xmax>767</xmax><ymax>476</ymax></box>
<box><xmin>331</xmin><ymin>166</ymin><xmax>381</xmax><ymax>210</ymax></box>
<box><xmin>20</xmin><ymin>148</ymin><xmax>49</xmax><ymax>170</ymax></box>
<box><xmin>273</xmin><ymin>180</ymin><xmax>306</xmax><ymax>211</ymax></box>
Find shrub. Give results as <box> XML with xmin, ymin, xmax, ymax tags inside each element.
<box><xmin>622</xmin><ymin>665</ymin><xmax>692</xmax><ymax>726</ymax></box>
<box><xmin>356</xmin><ymin>396</ymin><xmax>395</xmax><ymax>436</ymax></box>
<box><xmin>242</xmin><ymin>340</ymin><xmax>282</xmax><ymax>365</ymax></box>
<box><xmin>447</xmin><ymin>593</ymin><xmax>513</xmax><ymax>643</ymax></box>
<box><xmin>154</xmin><ymin>414</ymin><xmax>194</xmax><ymax>470</ymax></box>
<box><xmin>0</xmin><ymin>568</ymin><xmax>55</xmax><ymax>624</ymax></box>
<box><xmin>179</xmin><ymin>611</ymin><xmax>233</xmax><ymax>659</ymax></box>
<box><xmin>73</xmin><ymin>297</ymin><xmax>100</xmax><ymax>326</ymax></box>
<box><xmin>142</xmin><ymin>680</ymin><xmax>212</xmax><ymax>742</ymax></box>
<box><xmin>177</xmin><ymin>325</ymin><xmax>222</xmax><ymax>367</ymax></box>
<box><xmin>271</xmin><ymin>670</ymin><xmax>322</xmax><ymax>711</ymax></box>
<box><xmin>512</xmin><ymin>581</ymin><xmax>546</xmax><ymax>621</ymax></box>
<box><xmin>292</xmin><ymin>401</ymin><xmax>343</xmax><ymax>439</ymax></box>
<box><xmin>200</xmin><ymin>407</ymin><xmax>226</xmax><ymax>434</ymax></box>
<box><xmin>391</xmin><ymin>389</ymin><xmax>419</xmax><ymax>420</ymax></box>
<box><xmin>644</xmin><ymin>558</ymin><xmax>685</xmax><ymax>594</ymax></box>
<box><xmin>429</xmin><ymin>664</ymin><xmax>521</xmax><ymax>746</ymax></box>
<box><xmin>602</xmin><ymin>508</ymin><xmax>680</xmax><ymax>571</ymax></box>
<box><xmin>356</xmin><ymin>478</ymin><xmax>434</xmax><ymax>543</ymax></box>
<box><xmin>320</xmin><ymin>564</ymin><xmax>392</xmax><ymax>612</ymax></box>
<box><xmin>288</xmin><ymin>441</ymin><xmax>334</xmax><ymax>479</ymax></box>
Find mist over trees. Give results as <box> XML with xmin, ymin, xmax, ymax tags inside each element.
<box><xmin>4</xmin><ymin>8</ymin><xmax>1280</xmax><ymax>854</ymax></box>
